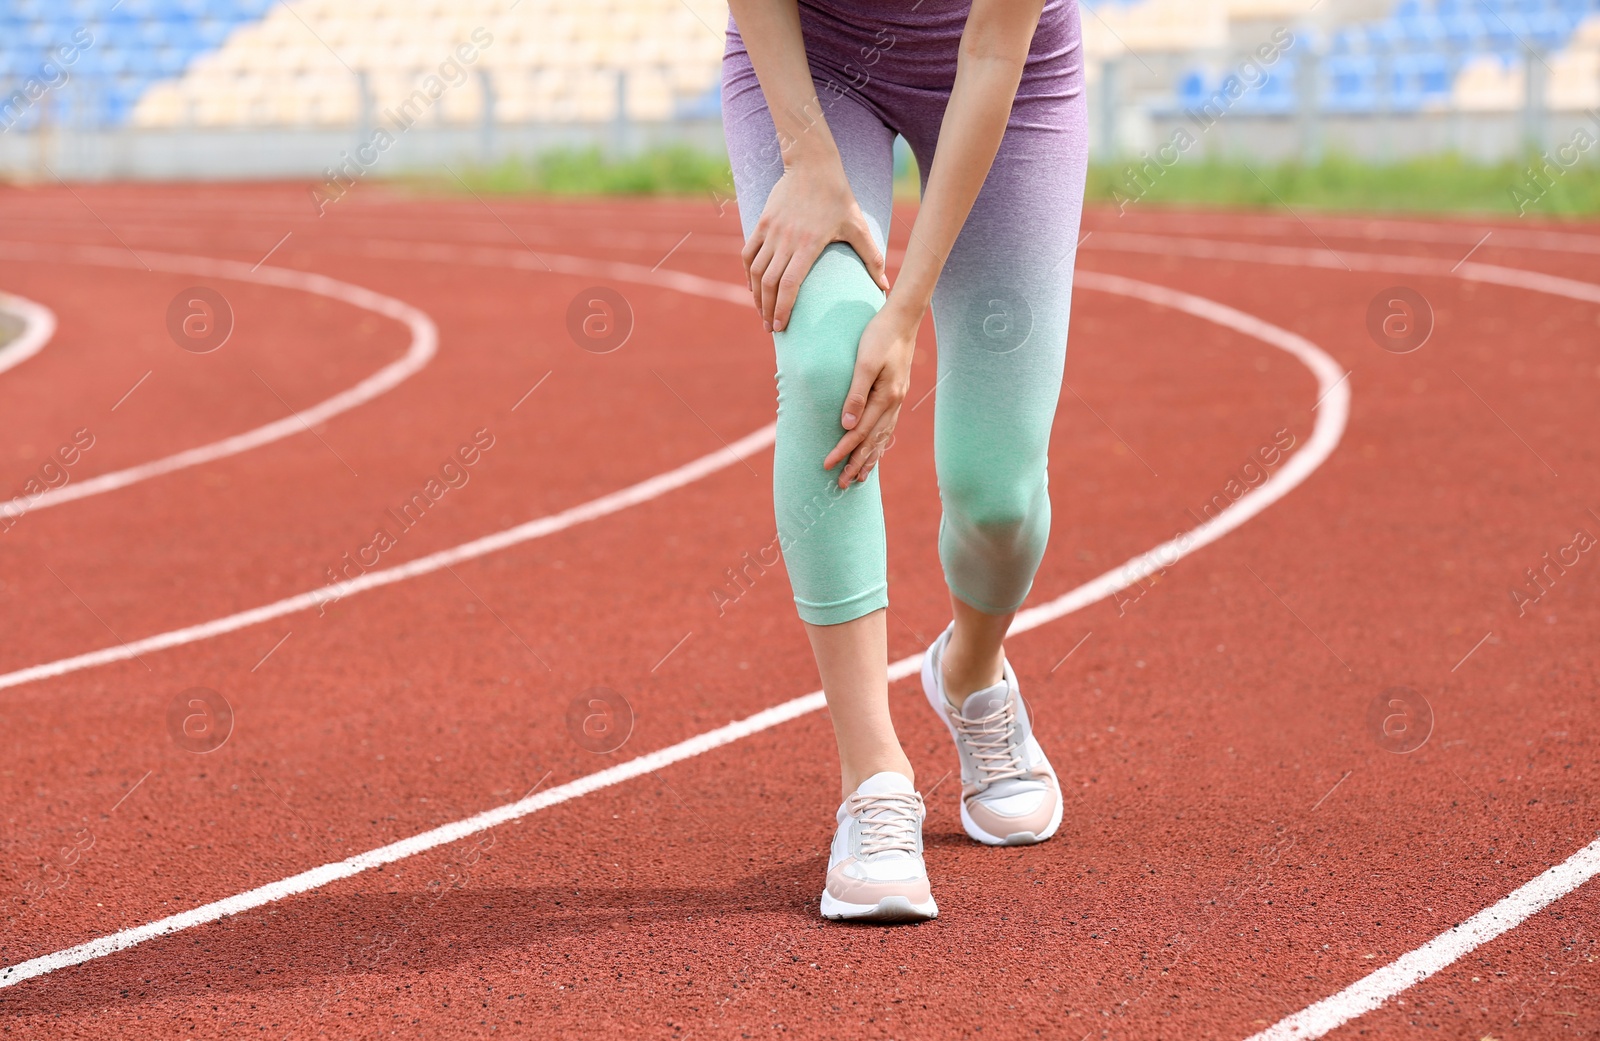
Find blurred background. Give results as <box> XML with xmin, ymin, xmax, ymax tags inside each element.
<box><xmin>2</xmin><ymin>0</ymin><xmax>1599</xmax><ymax>213</ymax></box>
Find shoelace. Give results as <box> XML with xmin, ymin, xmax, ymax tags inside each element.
<box><xmin>951</xmin><ymin>699</ymin><xmax>1031</xmax><ymax>788</ymax></box>
<box><xmin>845</xmin><ymin>791</ymin><xmax>923</xmax><ymax>857</ymax></box>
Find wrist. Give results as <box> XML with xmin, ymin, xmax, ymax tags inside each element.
<box><xmin>779</xmin><ymin>121</ymin><xmax>840</xmax><ymax>172</ymax></box>
<box><xmin>880</xmin><ymin>293</ymin><xmax>927</xmax><ymax>331</ymax></box>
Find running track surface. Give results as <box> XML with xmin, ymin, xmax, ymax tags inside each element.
<box><xmin>0</xmin><ymin>183</ymin><xmax>1596</xmax><ymax>1040</ymax></box>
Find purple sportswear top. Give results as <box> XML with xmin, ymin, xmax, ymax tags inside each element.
<box><xmin>725</xmin><ymin>0</ymin><xmax>1084</xmax><ymax>131</ymax></box>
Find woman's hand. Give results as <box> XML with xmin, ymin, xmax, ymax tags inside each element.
<box><xmin>741</xmin><ymin>155</ymin><xmax>889</xmax><ymax>333</ymax></box>
<box><xmin>823</xmin><ymin>302</ymin><xmax>919</xmax><ymax>487</ymax></box>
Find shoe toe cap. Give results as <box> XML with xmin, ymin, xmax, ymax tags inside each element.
<box><xmin>827</xmin><ymin>857</ymin><xmax>931</xmax><ymax>904</ymax></box>
<box><xmin>967</xmin><ymin>782</ymin><xmax>1059</xmax><ymax>837</ymax></box>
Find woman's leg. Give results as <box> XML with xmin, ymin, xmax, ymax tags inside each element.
<box><xmin>723</xmin><ymin>40</ymin><xmax>907</xmax><ymax>798</ymax></box>
<box><xmin>938</xmin><ymin>597</ymin><xmax>1013</xmax><ymax>708</ymax></box>
<box><xmin>804</xmin><ymin>611</ymin><xmax>913</xmax><ymax>794</ymax></box>
<box><xmin>897</xmin><ymin>72</ymin><xmax>1087</xmax><ymax>844</ymax></box>
<box><xmin>908</xmin><ymin>94</ymin><xmax>1090</xmax><ymax>703</ymax></box>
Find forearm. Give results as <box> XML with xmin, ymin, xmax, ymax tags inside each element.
<box><xmin>884</xmin><ymin>0</ymin><xmax>1042</xmax><ymax>324</ymax></box>
<box><xmin>727</xmin><ymin>0</ymin><xmax>839</xmax><ymax>170</ymax></box>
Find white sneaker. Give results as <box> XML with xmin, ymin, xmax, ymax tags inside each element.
<box><xmin>819</xmin><ymin>771</ymin><xmax>938</xmax><ymax>922</ymax></box>
<box><xmin>921</xmin><ymin>623</ymin><xmax>1063</xmax><ymax>846</ymax></box>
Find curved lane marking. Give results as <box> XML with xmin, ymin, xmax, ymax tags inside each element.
<box><xmin>1082</xmin><ymin>230</ymin><xmax>1600</xmax><ymax>1041</ymax></box>
<box><xmin>1086</xmin><ymin>231</ymin><xmax>1600</xmax><ymax>304</ymax></box>
<box><xmin>0</xmin><ymin>290</ymin><xmax>56</xmax><ymax>377</ymax></box>
<box><xmin>0</xmin><ymin>238</ymin><xmax>757</xmax><ymax>520</ymax></box>
<box><xmin>0</xmin><ymin>246</ymin><xmax>763</xmax><ymax>693</ymax></box>
<box><xmin>0</xmin><ymin>241</ymin><xmax>438</xmax><ymax>514</ymax></box>
<box><xmin>0</xmin><ymin>270</ymin><xmax>1349</xmax><ymax>989</ymax></box>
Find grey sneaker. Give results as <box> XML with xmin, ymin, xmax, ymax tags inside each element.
<box><xmin>921</xmin><ymin>623</ymin><xmax>1063</xmax><ymax>846</ymax></box>
<box><xmin>820</xmin><ymin>771</ymin><xmax>938</xmax><ymax>922</ymax></box>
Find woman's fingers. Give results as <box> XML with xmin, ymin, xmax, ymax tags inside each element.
<box><xmin>746</xmin><ymin>237</ymin><xmax>776</xmax><ymax>317</ymax></box>
<box><xmin>740</xmin><ymin>226</ymin><xmax>765</xmax><ymax>292</ymax></box>
<box><xmin>843</xmin><ymin>216</ymin><xmax>890</xmax><ymax>294</ymax></box>
<box><xmin>838</xmin><ymin>358</ymin><xmax>878</xmax><ymax>431</ymax></box>
<box><xmin>772</xmin><ymin>237</ymin><xmax>824</xmax><ymax>332</ymax></box>
<box><xmin>759</xmin><ymin>242</ymin><xmax>798</xmax><ymax>330</ymax></box>
<box><xmin>825</xmin><ymin>388</ymin><xmax>889</xmax><ymax>473</ymax></box>
<box><xmin>824</xmin><ymin>422</ymin><xmax>867</xmax><ymax>475</ymax></box>
<box><xmin>841</xmin><ymin>415</ymin><xmax>895</xmax><ymax>484</ymax></box>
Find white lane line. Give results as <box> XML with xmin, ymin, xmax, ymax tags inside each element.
<box><xmin>0</xmin><ymin>290</ymin><xmax>56</xmax><ymax>376</ymax></box>
<box><xmin>352</xmin><ymin>236</ymin><xmax>752</xmax><ymax>306</ymax></box>
<box><xmin>1085</xmin><ymin>231</ymin><xmax>1600</xmax><ymax>305</ymax></box>
<box><xmin>1093</xmin><ymin>211</ymin><xmax>1600</xmax><ymax>257</ymax></box>
<box><xmin>0</xmin><ymin>237</ymin><xmax>756</xmax><ymax>522</ymax></box>
<box><xmin>0</xmin><ymin>422</ymin><xmax>777</xmax><ymax>694</ymax></box>
<box><xmin>0</xmin><ymin>241</ymin><xmax>437</xmax><ymax>514</ymax></box>
<box><xmin>0</xmin><ymin>242</ymin><xmax>774</xmax><ymax>693</ymax></box>
<box><xmin>0</xmin><ymin>271</ymin><xmax>1349</xmax><ymax>989</ymax></box>
<box><xmin>1243</xmin><ymin>837</ymin><xmax>1600</xmax><ymax>1040</ymax></box>
<box><xmin>1089</xmin><ymin>231</ymin><xmax>1600</xmax><ymax>1040</ymax></box>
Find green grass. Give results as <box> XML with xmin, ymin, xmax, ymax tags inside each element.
<box><xmin>436</xmin><ymin>145</ymin><xmax>733</xmax><ymax>196</ymax></box>
<box><xmin>1090</xmin><ymin>152</ymin><xmax>1600</xmax><ymax>217</ymax></box>
<box><xmin>428</xmin><ymin>145</ymin><xmax>1600</xmax><ymax>218</ymax></box>
<box><xmin>431</xmin><ymin>144</ymin><xmax>918</xmax><ymax>200</ymax></box>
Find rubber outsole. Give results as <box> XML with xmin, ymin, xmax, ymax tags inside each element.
<box><xmin>819</xmin><ymin>891</ymin><xmax>939</xmax><ymax>923</ymax></box>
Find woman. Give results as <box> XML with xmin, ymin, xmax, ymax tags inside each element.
<box><xmin>722</xmin><ymin>0</ymin><xmax>1087</xmax><ymax>921</ymax></box>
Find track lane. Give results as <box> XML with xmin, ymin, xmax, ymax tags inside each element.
<box><xmin>6</xmin><ymin>191</ymin><xmax>1593</xmax><ymax>1036</ymax></box>
<box><xmin>0</xmin><ymin>242</ymin><xmax>437</xmax><ymax>516</ymax></box>
<box><xmin>0</xmin><ymin>270</ymin><xmax>1349</xmax><ymax>997</ymax></box>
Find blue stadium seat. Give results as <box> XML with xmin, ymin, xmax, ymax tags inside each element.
<box><xmin>1388</xmin><ymin>52</ymin><xmax>1454</xmax><ymax>110</ymax></box>
<box><xmin>0</xmin><ymin>0</ymin><xmax>274</xmax><ymax>128</ymax></box>
<box><xmin>1442</xmin><ymin>13</ymin><xmax>1489</xmax><ymax>47</ymax></box>
<box><xmin>675</xmin><ymin>82</ymin><xmax>721</xmax><ymax>120</ymax></box>
<box><xmin>1323</xmin><ymin>54</ymin><xmax>1378</xmax><ymax>112</ymax></box>
<box><xmin>1397</xmin><ymin>14</ymin><xmax>1447</xmax><ymax>45</ymax></box>
<box><xmin>1234</xmin><ymin>59</ymin><xmax>1299</xmax><ymax>115</ymax></box>
<box><xmin>1176</xmin><ymin>69</ymin><xmax>1209</xmax><ymax>110</ymax></box>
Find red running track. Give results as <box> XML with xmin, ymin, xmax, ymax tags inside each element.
<box><xmin>0</xmin><ymin>183</ymin><xmax>1596</xmax><ymax>1039</ymax></box>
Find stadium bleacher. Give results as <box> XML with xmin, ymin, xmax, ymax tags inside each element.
<box><xmin>0</xmin><ymin>0</ymin><xmax>1597</xmax><ymax>132</ymax></box>
<box><xmin>1154</xmin><ymin>0</ymin><xmax>1600</xmax><ymax>116</ymax></box>
<box><xmin>0</xmin><ymin>0</ymin><xmax>729</xmax><ymax>131</ymax></box>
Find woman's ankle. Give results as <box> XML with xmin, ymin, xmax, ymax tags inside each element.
<box><xmin>940</xmin><ymin>635</ymin><xmax>1005</xmax><ymax>706</ymax></box>
<box><xmin>943</xmin><ymin>597</ymin><xmax>1015</xmax><ymax>706</ymax></box>
<box><xmin>840</xmin><ymin>756</ymin><xmax>915</xmax><ymax>798</ymax></box>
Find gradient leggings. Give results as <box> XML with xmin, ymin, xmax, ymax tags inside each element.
<box><xmin>722</xmin><ymin>0</ymin><xmax>1088</xmax><ymax>625</ymax></box>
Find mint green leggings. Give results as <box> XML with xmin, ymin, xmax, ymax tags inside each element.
<box><xmin>723</xmin><ymin>7</ymin><xmax>1088</xmax><ymax>625</ymax></box>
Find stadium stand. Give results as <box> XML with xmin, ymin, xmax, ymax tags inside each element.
<box><xmin>1134</xmin><ymin>0</ymin><xmax>1600</xmax><ymax>115</ymax></box>
<box><xmin>0</xmin><ymin>0</ymin><xmax>1595</xmax><ymax>134</ymax></box>
<box><xmin>0</xmin><ymin>0</ymin><xmax>729</xmax><ymax>131</ymax></box>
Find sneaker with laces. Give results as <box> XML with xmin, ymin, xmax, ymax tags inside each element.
<box><xmin>921</xmin><ymin>623</ymin><xmax>1063</xmax><ymax>846</ymax></box>
<box><xmin>820</xmin><ymin>771</ymin><xmax>938</xmax><ymax>922</ymax></box>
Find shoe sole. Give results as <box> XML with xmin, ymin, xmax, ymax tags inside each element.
<box><xmin>921</xmin><ymin>630</ymin><xmax>1064</xmax><ymax>847</ymax></box>
<box><xmin>820</xmin><ymin>891</ymin><xmax>939</xmax><ymax>922</ymax></box>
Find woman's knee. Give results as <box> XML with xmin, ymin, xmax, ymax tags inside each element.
<box><xmin>939</xmin><ymin>454</ymin><xmax>1049</xmax><ymax>537</ymax></box>
<box><xmin>774</xmin><ymin>244</ymin><xmax>883</xmax><ymax>404</ymax></box>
